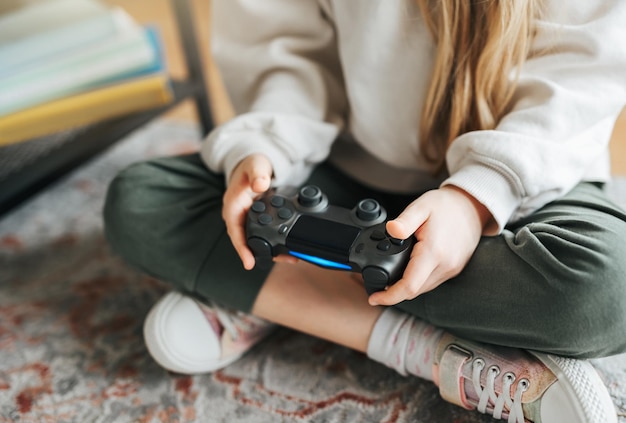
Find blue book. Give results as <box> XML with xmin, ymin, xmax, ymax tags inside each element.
<box><xmin>0</xmin><ymin>8</ymin><xmax>135</xmax><ymax>78</ymax></box>
<box><xmin>0</xmin><ymin>0</ymin><xmax>107</xmax><ymax>45</ymax></box>
<box><xmin>0</xmin><ymin>24</ymin><xmax>166</xmax><ymax>117</ymax></box>
<box><xmin>100</xmin><ymin>26</ymin><xmax>168</xmax><ymax>83</ymax></box>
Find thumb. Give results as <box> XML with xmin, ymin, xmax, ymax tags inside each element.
<box><xmin>386</xmin><ymin>201</ymin><xmax>430</xmax><ymax>239</ymax></box>
<box><xmin>245</xmin><ymin>154</ymin><xmax>273</xmax><ymax>193</ymax></box>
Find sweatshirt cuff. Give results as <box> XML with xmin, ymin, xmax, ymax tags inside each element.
<box><xmin>201</xmin><ymin>130</ymin><xmax>296</xmax><ymax>187</ymax></box>
<box><xmin>441</xmin><ymin>164</ymin><xmax>522</xmax><ymax>235</ymax></box>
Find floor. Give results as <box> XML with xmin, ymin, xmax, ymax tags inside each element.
<box><xmin>105</xmin><ymin>0</ymin><xmax>626</xmax><ymax>175</ymax></box>
<box><xmin>2</xmin><ymin>118</ymin><xmax>624</xmax><ymax>423</ymax></box>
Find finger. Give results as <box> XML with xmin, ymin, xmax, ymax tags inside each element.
<box><xmin>223</xmin><ymin>156</ymin><xmax>272</xmax><ymax>269</ymax></box>
<box><xmin>246</xmin><ymin>154</ymin><xmax>273</xmax><ymax>193</ymax></box>
<box><xmin>274</xmin><ymin>254</ymin><xmax>299</xmax><ymax>264</ymax></box>
<box><xmin>231</xmin><ymin>224</ymin><xmax>256</xmax><ymax>270</ymax></box>
<box><xmin>386</xmin><ymin>200</ymin><xmax>430</xmax><ymax>240</ymax></box>
<box><xmin>368</xmin><ymin>244</ymin><xmax>437</xmax><ymax>306</ymax></box>
<box><xmin>223</xmin><ymin>194</ymin><xmax>256</xmax><ymax>270</ymax></box>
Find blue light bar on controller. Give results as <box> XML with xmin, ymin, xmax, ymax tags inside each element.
<box><xmin>288</xmin><ymin>251</ymin><xmax>352</xmax><ymax>270</ymax></box>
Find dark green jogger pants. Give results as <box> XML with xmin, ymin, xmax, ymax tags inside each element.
<box><xmin>103</xmin><ymin>153</ymin><xmax>626</xmax><ymax>358</ymax></box>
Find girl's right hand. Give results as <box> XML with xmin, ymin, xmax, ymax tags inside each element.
<box><xmin>222</xmin><ymin>154</ymin><xmax>274</xmax><ymax>270</ymax></box>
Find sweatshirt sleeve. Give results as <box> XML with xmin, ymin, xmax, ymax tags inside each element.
<box><xmin>442</xmin><ymin>0</ymin><xmax>626</xmax><ymax>234</ymax></box>
<box><xmin>201</xmin><ymin>0</ymin><xmax>347</xmax><ymax>187</ymax></box>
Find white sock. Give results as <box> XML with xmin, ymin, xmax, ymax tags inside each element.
<box><xmin>366</xmin><ymin>308</ymin><xmax>443</xmax><ymax>381</ymax></box>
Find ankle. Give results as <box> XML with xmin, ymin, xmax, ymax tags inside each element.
<box><xmin>366</xmin><ymin>308</ymin><xmax>443</xmax><ymax>381</ymax></box>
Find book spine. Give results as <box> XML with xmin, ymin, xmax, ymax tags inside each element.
<box><xmin>0</xmin><ymin>27</ymin><xmax>159</xmax><ymax>116</ymax></box>
<box><xmin>0</xmin><ymin>75</ymin><xmax>173</xmax><ymax>146</ymax></box>
<box><xmin>0</xmin><ymin>8</ymin><xmax>135</xmax><ymax>78</ymax></box>
<box><xmin>0</xmin><ymin>0</ymin><xmax>107</xmax><ymax>43</ymax></box>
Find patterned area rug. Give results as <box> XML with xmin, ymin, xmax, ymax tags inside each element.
<box><xmin>1</xmin><ymin>120</ymin><xmax>625</xmax><ymax>423</ymax></box>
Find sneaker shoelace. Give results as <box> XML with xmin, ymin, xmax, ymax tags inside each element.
<box><xmin>471</xmin><ymin>358</ymin><xmax>530</xmax><ymax>423</ymax></box>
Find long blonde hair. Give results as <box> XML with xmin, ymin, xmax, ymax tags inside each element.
<box><xmin>415</xmin><ymin>0</ymin><xmax>541</xmax><ymax>171</ymax></box>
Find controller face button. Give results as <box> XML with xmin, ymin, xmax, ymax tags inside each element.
<box><xmin>258</xmin><ymin>214</ymin><xmax>273</xmax><ymax>225</ymax></box>
<box><xmin>356</xmin><ymin>199</ymin><xmax>381</xmax><ymax>221</ymax></box>
<box><xmin>270</xmin><ymin>196</ymin><xmax>285</xmax><ymax>208</ymax></box>
<box><xmin>277</xmin><ymin>207</ymin><xmax>293</xmax><ymax>220</ymax></box>
<box><xmin>390</xmin><ymin>237</ymin><xmax>405</xmax><ymax>246</ymax></box>
<box><xmin>278</xmin><ymin>224</ymin><xmax>289</xmax><ymax>235</ymax></box>
<box><xmin>251</xmin><ymin>201</ymin><xmax>266</xmax><ymax>213</ymax></box>
<box><xmin>298</xmin><ymin>185</ymin><xmax>322</xmax><ymax>207</ymax></box>
<box><xmin>370</xmin><ymin>230</ymin><xmax>386</xmax><ymax>241</ymax></box>
<box><xmin>377</xmin><ymin>239</ymin><xmax>391</xmax><ymax>251</ymax></box>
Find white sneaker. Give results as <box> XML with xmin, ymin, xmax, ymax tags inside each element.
<box><xmin>433</xmin><ymin>333</ymin><xmax>617</xmax><ymax>423</ymax></box>
<box><xmin>143</xmin><ymin>291</ymin><xmax>276</xmax><ymax>374</ymax></box>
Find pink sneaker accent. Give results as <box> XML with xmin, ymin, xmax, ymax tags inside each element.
<box><xmin>198</xmin><ymin>300</ymin><xmax>276</xmax><ymax>361</ymax></box>
<box><xmin>144</xmin><ymin>291</ymin><xmax>276</xmax><ymax>374</ymax></box>
<box><xmin>433</xmin><ymin>333</ymin><xmax>617</xmax><ymax>423</ymax></box>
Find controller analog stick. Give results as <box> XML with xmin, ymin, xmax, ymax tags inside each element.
<box><xmin>298</xmin><ymin>185</ymin><xmax>323</xmax><ymax>207</ymax></box>
<box><xmin>356</xmin><ymin>199</ymin><xmax>381</xmax><ymax>221</ymax></box>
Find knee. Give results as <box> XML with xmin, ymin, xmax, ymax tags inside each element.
<box><xmin>103</xmin><ymin>161</ymin><xmax>156</xmax><ymax>227</ymax></box>
<box><xmin>508</xmin><ymin>213</ymin><xmax>626</xmax><ymax>358</ymax></box>
<box><xmin>576</xmin><ymin>253</ymin><xmax>626</xmax><ymax>357</ymax></box>
<box><xmin>539</xmin><ymin>230</ymin><xmax>626</xmax><ymax>358</ymax></box>
<box><xmin>104</xmin><ymin>154</ymin><xmax>218</xmax><ymax>245</ymax></box>
<box><xmin>104</xmin><ymin>161</ymin><xmax>140</xmax><ymax>218</ymax></box>
<box><xmin>103</xmin><ymin>161</ymin><xmax>156</xmax><ymax>256</ymax></box>
<box><xmin>103</xmin><ymin>155</ymin><xmax>226</xmax><ymax>277</ymax></box>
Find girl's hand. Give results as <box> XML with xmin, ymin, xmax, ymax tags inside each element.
<box><xmin>368</xmin><ymin>185</ymin><xmax>494</xmax><ymax>306</ymax></box>
<box><xmin>222</xmin><ymin>154</ymin><xmax>274</xmax><ymax>270</ymax></box>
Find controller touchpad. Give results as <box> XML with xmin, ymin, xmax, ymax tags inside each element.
<box><xmin>286</xmin><ymin>215</ymin><xmax>361</xmax><ymax>264</ymax></box>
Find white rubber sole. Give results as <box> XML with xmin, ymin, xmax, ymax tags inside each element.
<box><xmin>143</xmin><ymin>291</ymin><xmax>243</xmax><ymax>374</ymax></box>
<box><xmin>531</xmin><ymin>351</ymin><xmax>617</xmax><ymax>423</ymax></box>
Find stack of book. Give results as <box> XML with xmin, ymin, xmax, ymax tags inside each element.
<box><xmin>0</xmin><ymin>0</ymin><xmax>173</xmax><ymax>146</ymax></box>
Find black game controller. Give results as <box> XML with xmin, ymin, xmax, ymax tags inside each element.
<box><xmin>246</xmin><ymin>185</ymin><xmax>415</xmax><ymax>294</ymax></box>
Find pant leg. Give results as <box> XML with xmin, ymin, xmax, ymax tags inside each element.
<box><xmin>105</xmin><ymin>154</ymin><xmax>626</xmax><ymax>358</ymax></box>
<box><xmin>103</xmin><ymin>153</ymin><xmax>369</xmax><ymax>311</ymax></box>
<box><xmin>103</xmin><ymin>153</ymin><xmax>272</xmax><ymax>311</ymax></box>
<box><xmin>395</xmin><ymin>182</ymin><xmax>626</xmax><ymax>358</ymax></box>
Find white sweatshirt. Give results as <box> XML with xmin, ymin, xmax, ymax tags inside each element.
<box><xmin>201</xmin><ymin>0</ymin><xmax>626</xmax><ymax>232</ymax></box>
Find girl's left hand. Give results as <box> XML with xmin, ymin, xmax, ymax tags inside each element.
<box><xmin>368</xmin><ymin>185</ymin><xmax>494</xmax><ymax>306</ymax></box>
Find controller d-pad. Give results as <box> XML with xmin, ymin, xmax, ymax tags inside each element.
<box><xmin>271</xmin><ymin>196</ymin><xmax>285</xmax><ymax>208</ymax></box>
<box><xmin>251</xmin><ymin>201</ymin><xmax>266</xmax><ymax>213</ymax></box>
<box><xmin>258</xmin><ymin>214</ymin><xmax>273</xmax><ymax>225</ymax></box>
<box><xmin>278</xmin><ymin>208</ymin><xmax>293</xmax><ymax>220</ymax></box>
